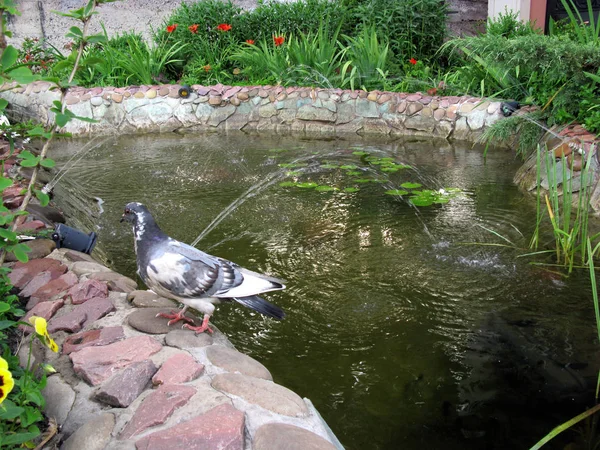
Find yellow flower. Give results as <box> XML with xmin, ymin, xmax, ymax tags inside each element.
<box><xmin>0</xmin><ymin>356</ymin><xmax>14</xmax><ymax>404</ymax></box>
<box><xmin>29</xmin><ymin>316</ymin><xmax>59</xmax><ymax>353</ymax></box>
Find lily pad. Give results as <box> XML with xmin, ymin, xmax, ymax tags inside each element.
<box><xmin>279</xmin><ymin>181</ymin><xmax>297</xmax><ymax>187</ymax></box>
<box><xmin>343</xmin><ymin>187</ymin><xmax>359</xmax><ymax>193</ymax></box>
<box><xmin>346</xmin><ymin>171</ymin><xmax>362</xmax><ymax>176</ymax></box>
<box><xmin>296</xmin><ymin>182</ymin><xmax>319</xmax><ymax>188</ymax></box>
<box><xmin>352</xmin><ymin>151</ymin><xmax>369</xmax><ymax>156</ymax></box>
<box><xmin>410</xmin><ymin>196</ymin><xmax>434</xmax><ymax>206</ymax></box>
<box><xmin>355</xmin><ymin>178</ymin><xmax>374</xmax><ymax>183</ymax></box>
<box><xmin>286</xmin><ymin>171</ymin><xmax>302</xmax><ymax>176</ymax></box>
<box><xmin>385</xmin><ymin>189</ymin><xmax>409</xmax><ymax>196</ymax></box>
<box><xmin>315</xmin><ymin>185</ymin><xmax>337</xmax><ymax>192</ymax></box>
<box><xmin>401</xmin><ymin>182</ymin><xmax>422</xmax><ymax>189</ymax></box>
<box><xmin>320</xmin><ymin>164</ymin><xmax>338</xmax><ymax>169</ymax></box>
<box><xmin>380</xmin><ymin>167</ymin><xmax>400</xmax><ymax>172</ymax></box>
<box><xmin>340</xmin><ymin>164</ymin><xmax>358</xmax><ymax>170</ymax></box>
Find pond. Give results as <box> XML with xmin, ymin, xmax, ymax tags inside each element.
<box><xmin>49</xmin><ymin>133</ymin><xmax>599</xmax><ymax>450</ymax></box>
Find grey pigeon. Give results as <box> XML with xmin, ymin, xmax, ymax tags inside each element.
<box><xmin>121</xmin><ymin>202</ymin><xmax>285</xmax><ymax>334</ymax></box>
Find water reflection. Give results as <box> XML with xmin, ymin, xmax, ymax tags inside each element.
<box><xmin>49</xmin><ymin>133</ymin><xmax>599</xmax><ymax>450</ymax></box>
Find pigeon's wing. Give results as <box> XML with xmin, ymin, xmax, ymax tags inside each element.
<box><xmin>144</xmin><ymin>240</ymin><xmax>243</xmax><ymax>299</ymax></box>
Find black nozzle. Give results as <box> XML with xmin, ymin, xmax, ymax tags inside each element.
<box><xmin>51</xmin><ymin>223</ymin><xmax>97</xmax><ymax>254</ymax></box>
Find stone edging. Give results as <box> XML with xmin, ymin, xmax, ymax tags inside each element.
<box><xmin>1</xmin><ymin>81</ymin><xmax>505</xmax><ymax>140</ymax></box>
<box><xmin>8</xmin><ymin>246</ymin><xmax>342</xmax><ymax>449</ymax></box>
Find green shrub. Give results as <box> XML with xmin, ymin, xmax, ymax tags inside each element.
<box><xmin>340</xmin><ymin>27</ymin><xmax>389</xmax><ymax>91</ymax></box>
<box><xmin>486</xmin><ymin>8</ymin><xmax>540</xmax><ymax>38</ymax></box>
<box><xmin>347</xmin><ymin>0</ymin><xmax>448</xmax><ymax>65</ymax></box>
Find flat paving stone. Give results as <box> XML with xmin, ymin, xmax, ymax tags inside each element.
<box><xmin>254</xmin><ymin>423</ymin><xmax>337</xmax><ymax>450</ymax></box>
<box><xmin>211</xmin><ymin>373</ymin><xmax>309</xmax><ymax>417</ymax></box>
<box><xmin>6</xmin><ymin>238</ymin><xmax>55</xmax><ymax>260</ymax></box>
<box><xmin>70</xmin><ymin>335</ymin><xmax>162</xmax><ymax>385</ymax></box>
<box><xmin>8</xmin><ymin>258</ymin><xmax>66</xmax><ymax>289</ymax></box>
<box><xmin>62</xmin><ymin>413</ymin><xmax>115</xmax><ymax>450</ymax></box>
<box><xmin>70</xmin><ymin>261</ymin><xmax>112</xmax><ymax>277</ymax></box>
<box><xmin>89</xmin><ymin>271</ymin><xmax>138</xmax><ymax>292</ymax></box>
<box><xmin>128</xmin><ymin>308</ymin><xmax>200</xmax><ymax>334</ymax></box>
<box><xmin>48</xmin><ymin>296</ymin><xmax>115</xmax><ymax>334</ymax></box>
<box><xmin>152</xmin><ymin>352</ymin><xmax>204</xmax><ymax>385</ymax></box>
<box><xmin>19</xmin><ymin>299</ymin><xmax>65</xmax><ymax>333</ymax></box>
<box><xmin>95</xmin><ymin>360</ymin><xmax>158</xmax><ymax>407</ymax></box>
<box><xmin>119</xmin><ymin>384</ymin><xmax>196</xmax><ymax>440</ymax></box>
<box><xmin>69</xmin><ymin>279</ymin><xmax>108</xmax><ymax>304</ymax></box>
<box><xmin>206</xmin><ymin>345</ymin><xmax>272</xmax><ymax>380</ymax></box>
<box><xmin>135</xmin><ymin>403</ymin><xmax>244</xmax><ymax>450</ymax></box>
<box><xmin>165</xmin><ymin>329</ymin><xmax>213</xmax><ymax>349</ymax></box>
<box><xmin>127</xmin><ymin>290</ymin><xmax>176</xmax><ymax>308</ymax></box>
<box><xmin>63</xmin><ymin>326</ymin><xmax>125</xmax><ymax>355</ymax></box>
<box><xmin>26</xmin><ymin>271</ymin><xmax>78</xmax><ymax>309</ymax></box>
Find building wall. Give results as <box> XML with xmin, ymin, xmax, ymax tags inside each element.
<box><xmin>8</xmin><ymin>0</ymin><xmax>488</xmax><ymax>51</ymax></box>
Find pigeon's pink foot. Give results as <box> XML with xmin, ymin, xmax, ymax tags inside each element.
<box><xmin>156</xmin><ymin>310</ymin><xmax>194</xmax><ymax>326</ymax></box>
<box><xmin>182</xmin><ymin>314</ymin><xmax>213</xmax><ymax>334</ymax></box>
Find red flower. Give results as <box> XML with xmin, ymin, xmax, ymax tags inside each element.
<box><xmin>245</xmin><ymin>39</ymin><xmax>255</xmax><ymax>45</ymax></box>
<box><xmin>409</xmin><ymin>58</ymin><xmax>417</xmax><ymax>65</ymax></box>
<box><xmin>188</xmin><ymin>24</ymin><xmax>199</xmax><ymax>34</ymax></box>
<box><xmin>217</xmin><ymin>23</ymin><xmax>232</xmax><ymax>32</ymax></box>
<box><xmin>166</xmin><ymin>24</ymin><xmax>178</xmax><ymax>33</ymax></box>
<box><xmin>203</xmin><ymin>65</ymin><xmax>211</xmax><ymax>72</ymax></box>
<box><xmin>273</xmin><ymin>35</ymin><xmax>285</xmax><ymax>47</ymax></box>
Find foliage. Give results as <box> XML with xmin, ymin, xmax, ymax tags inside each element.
<box><xmin>347</xmin><ymin>0</ymin><xmax>447</xmax><ymax>65</ymax></box>
<box><xmin>340</xmin><ymin>27</ymin><xmax>389</xmax><ymax>91</ymax></box>
<box><xmin>486</xmin><ymin>8</ymin><xmax>540</xmax><ymax>38</ymax></box>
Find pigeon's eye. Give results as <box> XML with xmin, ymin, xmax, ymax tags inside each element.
<box><xmin>125</xmin><ymin>208</ymin><xmax>131</xmax><ymax>214</ymax></box>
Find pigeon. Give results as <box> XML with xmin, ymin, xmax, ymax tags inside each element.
<box><xmin>121</xmin><ymin>202</ymin><xmax>286</xmax><ymax>334</ymax></box>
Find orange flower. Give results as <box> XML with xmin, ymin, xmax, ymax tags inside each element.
<box><xmin>203</xmin><ymin>65</ymin><xmax>211</xmax><ymax>72</ymax></box>
<box><xmin>245</xmin><ymin>39</ymin><xmax>255</xmax><ymax>45</ymax></box>
<box><xmin>188</xmin><ymin>24</ymin><xmax>199</xmax><ymax>34</ymax></box>
<box><xmin>166</xmin><ymin>24</ymin><xmax>178</xmax><ymax>33</ymax></box>
<box><xmin>217</xmin><ymin>23</ymin><xmax>232</xmax><ymax>32</ymax></box>
<box><xmin>273</xmin><ymin>35</ymin><xmax>285</xmax><ymax>47</ymax></box>
<box><xmin>409</xmin><ymin>58</ymin><xmax>417</xmax><ymax>65</ymax></box>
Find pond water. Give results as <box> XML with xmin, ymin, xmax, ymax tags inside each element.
<box><xmin>49</xmin><ymin>133</ymin><xmax>600</xmax><ymax>450</ymax></box>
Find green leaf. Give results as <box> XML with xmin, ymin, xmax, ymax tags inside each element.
<box><xmin>67</xmin><ymin>26</ymin><xmax>83</xmax><ymax>38</ymax></box>
<box><xmin>0</xmin><ymin>98</ymin><xmax>8</xmax><ymax>113</ymax></box>
<box><xmin>346</xmin><ymin>171</ymin><xmax>362</xmax><ymax>176</ymax></box>
<box><xmin>400</xmin><ymin>182</ymin><xmax>422</xmax><ymax>189</ymax></box>
<box><xmin>410</xmin><ymin>196</ymin><xmax>434</xmax><ymax>206</ymax></box>
<box><xmin>0</xmin><ymin>176</ymin><xmax>13</xmax><ymax>192</ymax></box>
<box><xmin>40</xmin><ymin>158</ymin><xmax>56</xmax><ymax>168</ymax></box>
<box><xmin>320</xmin><ymin>164</ymin><xmax>338</xmax><ymax>169</ymax></box>
<box><xmin>34</xmin><ymin>190</ymin><xmax>50</xmax><ymax>206</ymax></box>
<box><xmin>343</xmin><ymin>187</ymin><xmax>359</xmax><ymax>193</ymax></box>
<box><xmin>385</xmin><ymin>189</ymin><xmax>409</xmax><ymax>195</ymax></box>
<box><xmin>6</xmin><ymin>66</ymin><xmax>36</xmax><ymax>84</ymax></box>
<box><xmin>0</xmin><ymin>45</ymin><xmax>19</xmax><ymax>69</ymax></box>
<box><xmin>19</xmin><ymin>156</ymin><xmax>40</xmax><ymax>167</ymax></box>
<box><xmin>86</xmin><ymin>34</ymin><xmax>107</xmax><ymax>44</ymax></box>
<box><xmin>352</xmin><ymin>151</ymin><xmax>369</xmax><ymax>156</ymax></box>
<box><xmin>0</xmin><ymin>302</ymin><xmax>9</xmax><ymax>313</ymax></box>
<box><xmin>54</xmin><ymin>113</ymin><xmax>70</xmax><ymax>127</ymax></box>
<box><xmin>2</xmin><ymin>430</ymin><xmax>41</xmax><ymax>447</ymax></box>
<box><xmin>25</xmin><ymin>390</ymin><xmax>45</xmax><ymax>407</ymax></box>
<box><xmin>340</xmin><ymin>165</ymin><xmax>357</xmax><ymax>170</ymax></box>
<box><xmin>0</xmin><ymin>228</ymin><xmax>17</xmax><ymax>241</ymax></box>
<box><xmin>12</xmin><ymin>243</ymin><xmax>31</xmax><ymax>263</ymax></box>
<box><xmin>0</xmin><ymin>399</ymin><xmax>24</xmax><ymax>420</ymax></box>
<box><xmin>0</xmin><ymin>320</ymin><xmax>16</xmax><ymax>330</ymax></box>
<box><xmin>279</xmin><ymin>181</ymin><xmax>297</xmax><ymax>187</ymax></box>
<box><xmin>296</xmin><ymin>182</ymin><xmax>318</xmax><ymax>188</ymax></box>
<box><xmin>380</xmin><ymin>167</ymin><xmax>399</xmax><ymax>172</ymax></box>
<box><xmin>315</xmin><ymin>185</ymin><xmax>337</xmax><ymax>192</ymax></box>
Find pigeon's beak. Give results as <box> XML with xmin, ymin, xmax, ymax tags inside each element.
<box><xmin>120</xmin><ymin>214</ymin><xmax>127</xmax><ymax>223</ymax></box>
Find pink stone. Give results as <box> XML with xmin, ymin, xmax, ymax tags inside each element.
<box><xmin>440</xmin><ymin>99</ymin><xmax>450</xmax><ymax>108</ymax></box>
<box><xmin>197</xmin><ymin>87</ymin><xmax>210</xmax><ymax>96</ymax></box>
<box><xmin>68</xmin><ymin>279</ymin><xmax>108</xmax><ymax>305</ymax></box>
<box><xmin>419</xmin><ymin>96</ymin><xmax>432</xmax><ymax>105</ymax></box>
<box><xmin>16</xmin><ymin>220</ymin><xmax>46</xmax><ymax>231</ymax></box>
<box><xmin>120</xmin><ymin>384</ymin><xmax>196</xmax><ymax>439</ymax></box>
<box><xmin>47</xmin><ymin>296</ymin><xmax>115</xmax><ymax>334</ymax></box>
<box><xmin>63</xmin><ymin>326</ymin><xmax>125</xmax><ymax>355</ymax></box>
<box><xmin>71</xmin><ymin>335</ymin><xmax>162</xmax><ymax>386</ymax></box>
<box><xmin>2</xmin><ymin>185</ymin><xmax>25</xmax><ymax>199</ymax></box>
<box><xmin>135</xmin><ymin>403</ymin><xmax>244</xmax><ymax>450</ymax></box>
<box><xmin>19</xmin><ymin>299</ymin><xmax>65</xmax><ymax>333</ymax></box>
<box><xmin>95</xmin><ymin>360</ymin><xmax>158</xmax><ymax>407</ymax></box>
<box><xmin>406</xmin><ymin>93</ymin><xmax>422</xmax><ymax>102</ymax></box>
<box><xmin>27</xmin><ymin>271</ymin><xmax>79</xmax><ymax>309</ymax></box>
<box><xmin>4</xmin><ymin>196</ymin><xmax>24</xmax><ymax>208</ymax></box>
<box><xmin>19</xmin><ymin>271</ymin><xmax>56</xmax><ymax>298</ymax></box>
<box><xmin>223</xmin><ymin>86</ymin><xmax>241</xmax><ymax>99</ymax></box>
<box><xmin>152</xmin><ymin>353</ymin><xmax>204</xmax><ymax>386</ymax></box>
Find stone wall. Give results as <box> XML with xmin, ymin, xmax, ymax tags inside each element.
<box><xmin>0</xmin><ymin>81</ymin><xmax>506</xmax><ymax>141</ymax></box>
<box><xmin>9</xmin><ymin>0</ymin><xmax>487</xmax><ymax>51</ymax></box>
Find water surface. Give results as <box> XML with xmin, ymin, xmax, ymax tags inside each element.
<box><xmin>49</xmin><ymin>133</ymin><xmax>600</xmax><ymax>449</ymax></box>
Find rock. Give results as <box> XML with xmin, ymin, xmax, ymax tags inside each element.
<box><xmin>152</xmin><ymin>352</ymin><xmax>204</xmax><ymax>385</ymax></box>
<box><xmin>5</xmin><ymin>239</ymin><xmax>55</xmax><ymax>261</ymax></box>
<box><xmin>63</xmin><ymin>326</ymin><xmax>125</xmax><ymax>355</ymax></box>
<box><xmin>70</xmin><ymin>261</ymin><xmax>112</xmax><ymax>277</ymax></box>
<box><xmin>19</xmin><ymin>270</ymin><xmax>57</xmax><ymax>298</ymax></box>
<box><xmin>205</xmin><ymin>345</ymin><xmax>272</xmax><ymax>380</ymax></box>
<box><xmin>127</xmin><ymin>290</ymin><xmax>175</xmax><ymax>308</ymax></box>
<box><xmin>128</xmin><ymin>308</ymin><xmax>200</xmax><ymax>334</ymax></box>
<box><xmin>253</xmin><ymin>423</ymin><xmax>337</xmax><ymax>450</ymax></box>
<box><xmin>20</xmin><ymin>299</ymin><xmax>65</xmax><ymax>333</ymax></box>
<box><xmin>10</xmin><ymin>258</ymin><xmax>67</xmax><ymax>291</ymax></box>
<box><xmin>119</xmin><ymin>384</ymin><xmax>196</xmax><ymax>440</ymax></box>
<box><xmin>95</xmin><ymin>360</ymin><xmax>157</xmax><ymax>407</ymax></box>
<box><xmin>26</xmin><ymin>271</ymin><xmax>79</xmax><ymax>309</ymax></box>
<box><xmin>48</xmin><ymin>296</ymin><xmax>115</xmax><ymax>334</ymax></box>
<box><xmin>26</xmin><ymin>203</ymin><xmax>66</xmax><ymax>224</ymax></box>
<box><xmin>89</xmin><ymin>271</ymin><xmax>138</xmax><ymax>292</ymax></box>
<box><xmin>211</xmin><ymin>373</ymin><xmax>308</xmax><ymax>417</ymax></box>
<box><xmin>68</xmin><ymin>279</ymin><xmax>109</xmax><ymax>304</ymax></box>
<box><xmin>134</xmin><ymin>403</ymin><xmax>244</xmax><ymax>450</ymax></box>
<box><xmin>61</xmin><ymin>249</ymin><xmax>97</xmax><ymax>263</ymax></box>
<box><xmin>42</xmin><ymin>375</ymin><xmax>76</xmax><ymax>426</ymax></box>
<box><xmin>165</xmin><ymin>329</ymin><xmax>213</xmax><ymax>349</ymax></box>
<box><xmin>16</xmin><ymin>219</ymin><xmax>46</xmax><ymax>231</ymax></box>
<box><xmin>62</xmin><ymin>413</ymin><xmax>115</xmax><ymax>450</ymax></box>
<box><xmin>70</xmin><ymin>335</ymin><xmax>162</xmax><ymax>385</ymax></box>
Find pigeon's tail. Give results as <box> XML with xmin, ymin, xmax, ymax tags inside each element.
<box><xmin>233</xmin><ymin>295</ymin><xmax>285</xmax><ymax>320</ymax></box>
